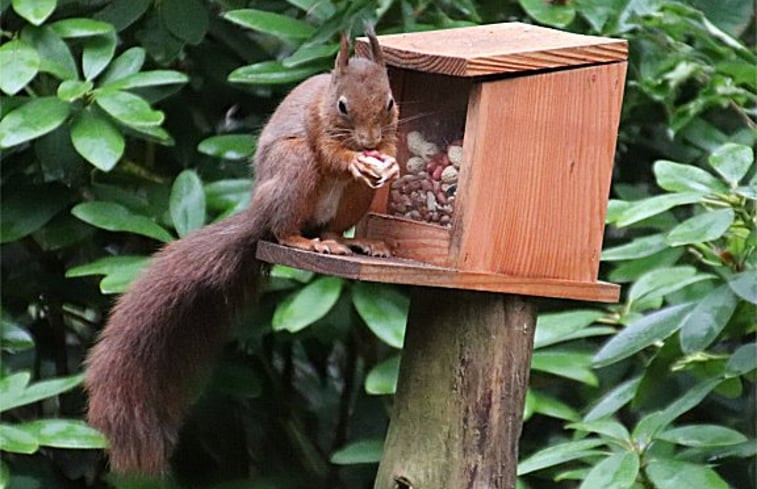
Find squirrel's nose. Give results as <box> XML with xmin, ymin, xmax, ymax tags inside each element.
<box><xmin>356</xmin><ymin>129</ymin><xmax>381</xmax><ymax>149</ymax></box>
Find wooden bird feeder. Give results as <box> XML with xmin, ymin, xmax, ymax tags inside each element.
<box><xmin>257</xmin><ymin>23</ymin><xmax>628</xmax><ymax>489</ymax></box>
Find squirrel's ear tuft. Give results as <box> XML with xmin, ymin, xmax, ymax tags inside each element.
<box><xmin>363</xmin><ymin>22</ymin><xmax>385</xmax><ymax>67</ymax></box>
<box><xmin>334</xmin><ymin>32</ymin><xmax>350</xmax><ymax>73</ymax></box>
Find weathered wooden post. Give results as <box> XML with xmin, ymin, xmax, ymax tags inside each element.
<box><xmin>257</xmin><ymin>23</ymin><xmax>627</xmax><ymax>489</ymax></box>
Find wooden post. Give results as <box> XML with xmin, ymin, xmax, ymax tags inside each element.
<box><xmin>374</xmin><ymin>289</ymin><xmax>537</xmax><ymax>489</ymax></box>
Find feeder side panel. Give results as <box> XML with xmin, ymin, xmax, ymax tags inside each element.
<box><xmin>452</xmin><ymin>61</ymin><xmax>627</xmax><ymax>282</ymax></box>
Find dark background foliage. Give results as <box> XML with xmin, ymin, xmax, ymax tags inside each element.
<box><xmin>0</xmin><ymin>1</ymin><xmax>754</xmax><ymax>488</ymax></box>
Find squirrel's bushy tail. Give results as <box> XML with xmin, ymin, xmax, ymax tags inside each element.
<box><xmin>85</xmin><ymin>208</ymin><xmax>269</xmax><ymax>476</ymax></box>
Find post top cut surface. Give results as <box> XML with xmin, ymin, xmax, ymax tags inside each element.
<box><xmin>355</xmin><ymin>22</ymin><xmax>627</xmax><ymax>77</ymax></box>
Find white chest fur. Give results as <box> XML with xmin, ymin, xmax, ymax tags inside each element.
<box><xmin>312</xmin><ymin>178</ymin><xmax>347</xmax><ymax>226</ymax></box>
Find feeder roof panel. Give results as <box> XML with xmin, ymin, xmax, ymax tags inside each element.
<box><xmin>356</xmin><ymin>22</ymin><xmax>628</xmax><ymax>77</ymax></box>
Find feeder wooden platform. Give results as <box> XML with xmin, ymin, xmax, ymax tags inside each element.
<box><xmin>256</xmin><ymin>241</ymin><xmax>620</xmax><ymax>303</ymax></box>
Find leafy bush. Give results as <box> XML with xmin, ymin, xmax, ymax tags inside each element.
<box><xmin>0</xmin><ymin>1</ymin><xmax>753</xmax><ymax>488</ymax></box>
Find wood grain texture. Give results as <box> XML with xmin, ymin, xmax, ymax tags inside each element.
<box><xmin>356</xmin><ymin>22</ymin><xmax>627</xmax><ymax>77</ymax></box>
<box><xmin>452</xmin><ymin>61</ymin><xmax>627</xmax><ymax>282</ymax></box>
<box><xmin>361</xmin><ymin>213</ymin><xmax>452</xmax><ymax>267</ymax></box>
<box><xmin>373</xmin><ymin>290</ymin><xmax>536</xmax><ymax>489</ymax></box>
<box><xmin>256</xmin><ymin>241</ymin><xmax>620</xmax><ymax>302</ymax></box>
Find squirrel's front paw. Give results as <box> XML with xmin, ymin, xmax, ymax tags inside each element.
<box><xmin>350</xmin><ymin>152</ymin><xmax>399</xmax><ymax>189</ymax></box>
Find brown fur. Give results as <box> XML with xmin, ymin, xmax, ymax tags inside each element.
<box><xmin>85</xmin><ymin>28</ymin><xmax>398</xmax><ymax>476</ymax></box>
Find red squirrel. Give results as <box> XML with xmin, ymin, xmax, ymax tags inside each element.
<box><xmin>84</xmin><ymin>28</ymin><xmax>399</xmax><ymax>476</ymax></box>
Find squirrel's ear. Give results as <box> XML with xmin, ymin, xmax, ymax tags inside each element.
<box><xmin>334</xmin><ymin>32</ymin><xmax>350</xmax><ymax>73</ymax></box>
<box><xmin>363</xmin><ymin>22</ymin><xmax>385</xmax><ymax>67</ymax></box>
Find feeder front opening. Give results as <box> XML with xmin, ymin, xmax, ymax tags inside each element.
<box><xmin>387</xmin><ymin>71</ymin><xmax>470</xmax><ymax>228</ymax></box>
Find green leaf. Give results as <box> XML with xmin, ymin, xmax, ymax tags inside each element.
<box><xmin>0</xmin><ymin>184</ymin><xmax>72</xmax><ymax>243</ymax></box>
<box><xmin>705</xmin><ymin>440</ymin><xmax>757</xmax><ymax>463</ymax></box>
<box><xmin>1</xmin><ymin>312</ymin><xmax>34</xmax><ymax>352</ymax></box>
<box><xmin>569</xmin><ymin>419</ymin><xmax>631</xmax><ymax>444</ymax></box>
<box><xmin>615</xmin><ymin>193</ymin><xmax>705</xmax><ymax>227</ymax></box>
<box><xmin>645</xmin><ymin>458</ymin><xmax>729</xmax><ymax>489</ymax></box>
<box><xmin>365</xmin><ymin>355</ymin><xmax>400</xmax><ymax>395</ymax></box>
<box><xmin>20</xmin><ymin>25</ymin><xmax>78</xmax><ymax>80</ymax></box>
<box><xmin>726</xmin><ymin>343</ymin><xmax>757</xmax><ymax>376</ymax></box>
<box><xmin>100</xmin><ymin>70</ymin><xmax>188</xmax><ymax>91</ymax></box>
<box><xmin>574</xmin><ymin>0</ymin><xmax>626</xmax><ymax>33</ymax></box>
<box><xmin>50</xmin><ymin>18</ymin><xmax>114</xmax><ymax>38</ymax></box>
<box><xmin>71</xmin><ymin>201</ymin><xmax>173</xmax><ymax>242</ymax></box>
<box><xmin>352</xmin><ymin>282</ymin><xmax>408</xmax><ymax>349</ymax></box>
<box><xmin>6</xmin><ymin>374</ymin><xmax>83</xmax><ymax>413</ymax></box>
<box><xmin>204</xmin><ymin>179</ymin><xmax>252</xmax><ymax>211</ymax></box>
<box><xmin>0</xmin><ymin>424</ymin><xmax>39</xmax><ymax>454</ymax></box>
<box><xmin>609</xmin><ymin>248</ymin><xmax>684</xmax><ymax>284</ymax></box>
<box><xmin>33</xmin><ymin>211</ymin><xmax>93</xmax><ymax>251</ymax></box>
<box><xmin>0</xmin><ymin>40</ymin><xmax>39</xmax><ymax>95</ymax></box>
<box><xmin>690</xmin><ymin>0</ymin><xmax>754</xmax><ymax>37</ymax></box>
<box><xmin>584</xmin><ymin>377</ymin><xmax>641</xmax><ymax>422</ymax></box>
<box><xmin>123</xmin><ymin>123</ymin><xmax>174</xmax><ymax>145</ymax></box>
<box><xmin>519</xmin><ymin>0</ymin><xmax>576</xmax><ymax>28</ymax></box>
<box><xmin>70</xmin><ymin>109</ymin><xmax>124</xmax><ymax>171</ymax></box>
<box><xmin>283</xmin><ymin>43</ymin><xmax>339</xmax><ymax>68</ymax></box>
<box><xmin>134</xmin><ymin>9</ymin><xmax>184</xmax><ymax>65</ymax></box>
<box><xmin>99</xmin><ymin>47</ymin><xmax>145</xmax><ymax>84</ymax></box>
<box><xmin>629</xmin><ymin>267</ymin><xmax>713</xmax><ymax>304</ymax></box>
<box><xmin>0</xmin><ymin>372</ymin><xmax>31</xmax><ymax>412</ymax></box>
<box><xmin>728</xmin><ymin>269</ymin><xmax>757</xmax><ymax>304</ymax></box>
<box><xmin>169</xmin><ymin>170</ymin><xmax>206</xmax><ymax>237</ymax></box>
<box><xmin>554</xmin><ymin>468</ymin><xmax>592</xmax><ymax>482</ymax></box>
<box><xmin>11</xmin><ymin>0</ymin><xmax>55</xmax><ymax>25</ymax></box>
<box><xmin>534</xmin><ymin>309</ymin><xmax>605</xmax><ymax>349</ymax></box>
<box><xmin>66</xmin><ymin>255</ymin><xmax>150</xmax><ymax>278</ymax></box>
<box><xmin>0</xmin><ymin>97</ymin><xmax>70</xmax><ymax>148</ymax></box>
<box><xmin>531</xmin><ymin>350</ymin><xmax>598</xmax><ymax>386</ymax></box>
<box><xmin>634</xmin><ymin>378</ymin><xmax>722</xmax><ymax>445</ymax></box>
<box><xmin>98</xmin><ymin>260</ymin><xmax>149</xmax><ymax>294</ymax></box>
<box><xmin>735</xmin><ymin>185</ymin><xmax>757</xmax><ymax>199</ymax></box>
<box><xmin>593</xmin><ymin>304</ymin><xmax>694</xmax><ymax>368</ymax></box>
<box><xmin>657</xmin><ymin>424</ymin><xmax>748</xmax><ymax>447</ymax></box>
<box><xmin>526</xmin><ymin>390</ymin><xmax>580</xmax><ymax>422</ymax></box>
<box><xmin>605</xmin><ymin>199</ymin><xmax>631</xmax><ymax>223</ymax></box>
<box><xmin>198</xmin><ymin>134</ymin><xmax>256</xmax><ymax>161</ymax></box>
<box><xmin>285</xmin><ymin>0</ymin><xmax>335</xmax><ymax>21</ymax></box>
<box><xmin>0</xmin><ymin>460</ymin><xmax>9</xmax><ymax>488</ymax></box>
<box><xmin>330</xmin><ymin>439</ymin><xmax>383</xmax><ymax>465</ymax></box>
<box><xmin>269</xmin><ymin>265</ymin><xmax>313</xmax><ymax>283</ymax></box>
<box><xmin>579</xmin><ymin>452</ymin><xmax>639</xmax><ymax>489</ymax></box>
<box><xmin>83</xmin><ymin>31</ymin><xmax>117</xmax><ymax>80</ymax></box>
<box><xmin>602</xmin><ymin>234</ymin><xmax>668</xmax><ymax>261</ymax></box>
<box><xmin>95</xmin><ymin>90</ymin><xmax>164</xmax><ymax>127</ymax></box>
<box><xmin>272</xmin><ymin>277</ymin><xmax>344</xmax><ymax>333</ymax></box>
<box><xmin>57</xmin><ymin>79</ymin><xmax>93</xmax><ymax>102</ymax></box>
<box><xmin>679</xmin><ymin>285</ymin><xmax>739</xmax><ymax>353</ymax></box>
<box><xmin>94</xmin><ymin>0</ymin><xmax>151</xmax><ymax>32</ymax></box>
<box><xmin>653</xmin><ymin>160</ymin><xmax>727</xmax><ymax>194</ymax></box>
<box><xmin>666</xmin><ymin>209</ymin><xmax>735</xmax><ymax>247</ymax></box>
<box><xmin>161</xmin><ymin>0</ymin><xmax>208</xmax><ymax>44</ymax></box>
<box><xmin>229</xmin><ymin>61</ymin><xmax>323</xmax><ymax>85</ymax></box>
<box><xmin>16</xmin><ymin>419</ymin><xmax>107</xmax><ymax>449</ymax></box>
<box><xmin>517</xmin><ymin>438</ymin><xmax>606</xmax><ymax>475</ymax></box>
<box><xmin>223</xmin><ymin>9</ymin><xmax>316</xmax><ymax>41</ymax></box>
<box><xmin>708</xmin><ymin>143</ymin><xmax>753</xmax><ymax>186</ymax></box>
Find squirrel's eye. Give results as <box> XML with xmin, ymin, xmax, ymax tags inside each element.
<box><xmin>387</xmin><ymin>98</ymin><xmax>394</xmax><ymax>112</ymax></box>
<box><xmin>337</xmin><ymin>98</ymin><xmax>348</xmax><ymax>116</ymax></box>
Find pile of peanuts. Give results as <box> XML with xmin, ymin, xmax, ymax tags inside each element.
<box><xmin>388</xmin><ymin>131</ymin><xmax>462</xmax><ymax>227</ymax></box>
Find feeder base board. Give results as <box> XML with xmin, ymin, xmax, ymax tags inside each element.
<box><xmin>256</xmin><ymin>241</ymin><xmax>619</xmax><ymax>303</ymax></box>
